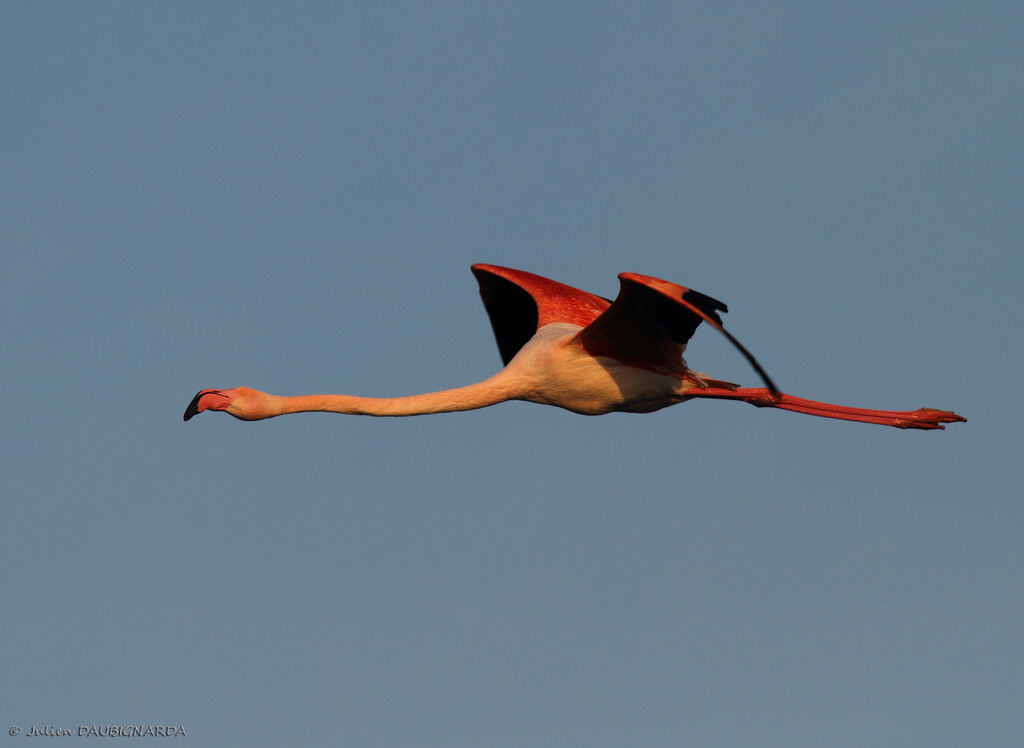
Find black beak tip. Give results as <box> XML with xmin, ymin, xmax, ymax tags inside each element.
<box><xmin>183</xmin><ymin>391</ymin><xmax>204</xmax><ymax>422</ymax></box>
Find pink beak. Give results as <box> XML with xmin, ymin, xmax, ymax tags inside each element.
<box><xmin>183</xmin><ymin>389</ymin><xmax>238</xmax><ymax>421</ymax></box>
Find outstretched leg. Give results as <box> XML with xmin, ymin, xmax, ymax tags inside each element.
<box><xmin>685</xmin><ymin>387</ymin><xmax>966</xmax><ymax>430</ymax></box>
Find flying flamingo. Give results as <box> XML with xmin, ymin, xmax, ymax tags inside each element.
<box><xmin>184</xmin><ymin>264</ymin><xmax>965</xmax><ymax>430</ymax></box>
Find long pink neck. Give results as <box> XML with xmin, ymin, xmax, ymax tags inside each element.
<box><xmin>271</xmin><ymin>376</ymin><xmax>516</xmax><ymax>417</ymax></box>
<box><xmin>686</xmin><ymin>387</ymin><xmax>966</xmax><ymax>430</ymax></box>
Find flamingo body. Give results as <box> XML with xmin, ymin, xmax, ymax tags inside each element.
<box><xmin>490</xmin><ymin>322</ymin><xmax>687</xmax><ymax>415</ymax></box>
<box><xmin>184</xmin><ymin>264</ymin><xmax>965</xmax><ymax>430</ymax></box>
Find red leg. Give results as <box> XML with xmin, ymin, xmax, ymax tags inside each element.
<box><xmin>686</xmin><ymin>387</ymin><xmax>966</xmax><ymax>430</ymax></box>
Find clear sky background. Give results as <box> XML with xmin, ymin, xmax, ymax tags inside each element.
<box><xmin>2</xmin><ymin>3</ymin><xmax>1021</xmax><ymax>746</ymax></box>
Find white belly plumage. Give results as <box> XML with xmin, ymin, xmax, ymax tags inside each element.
<box><xmin>500</xmin><ymin>323</ymin><xmax>686</xmax><ymax>415</ymax></box>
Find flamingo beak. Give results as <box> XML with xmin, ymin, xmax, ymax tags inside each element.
<box><xmin>183</xmin><ymin>389</ymin><xmax>238</xmax><ymax>421</ymax></box>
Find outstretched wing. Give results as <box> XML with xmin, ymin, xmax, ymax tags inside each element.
<box><xmin>577</xmin><ymin>272</ymin><xmax>779</xmax><ymax>393</ymax></box>
<box><xmin>471</xmin><ymin>264</ymin><xmax>611</xmax><ymax>364</ymax></box>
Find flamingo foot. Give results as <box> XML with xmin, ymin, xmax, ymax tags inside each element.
<box><xmin>894</xmin><ymin>408</ymin><xmax>968</xmax><ymax>430</ymax></box>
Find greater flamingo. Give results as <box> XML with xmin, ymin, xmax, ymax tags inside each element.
<box><xmin>184</xmin><ymin>264</ymin><xmax>965</xmax><ymax>429</ymax></box>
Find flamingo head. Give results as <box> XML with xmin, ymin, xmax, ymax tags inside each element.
<box><xmin>183</xmin><ymin>387</ymin><xmax>275</xmax><ymax>421</ymax></box>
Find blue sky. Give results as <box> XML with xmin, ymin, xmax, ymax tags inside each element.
<box><xmin>2</xmin><ymin>2</ymin><xmax>1021</xmax><ymax>746</ymax></box>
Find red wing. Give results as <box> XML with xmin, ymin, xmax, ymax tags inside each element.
<box><xmin>577</xmin><ymin>272</ymin><xmax>779</xmax><ymax>393</ymax></box>
<box><xmin>472</xmin><ymin>264</ymin><xmax>611</xmax><ymax>365</ymax></box>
